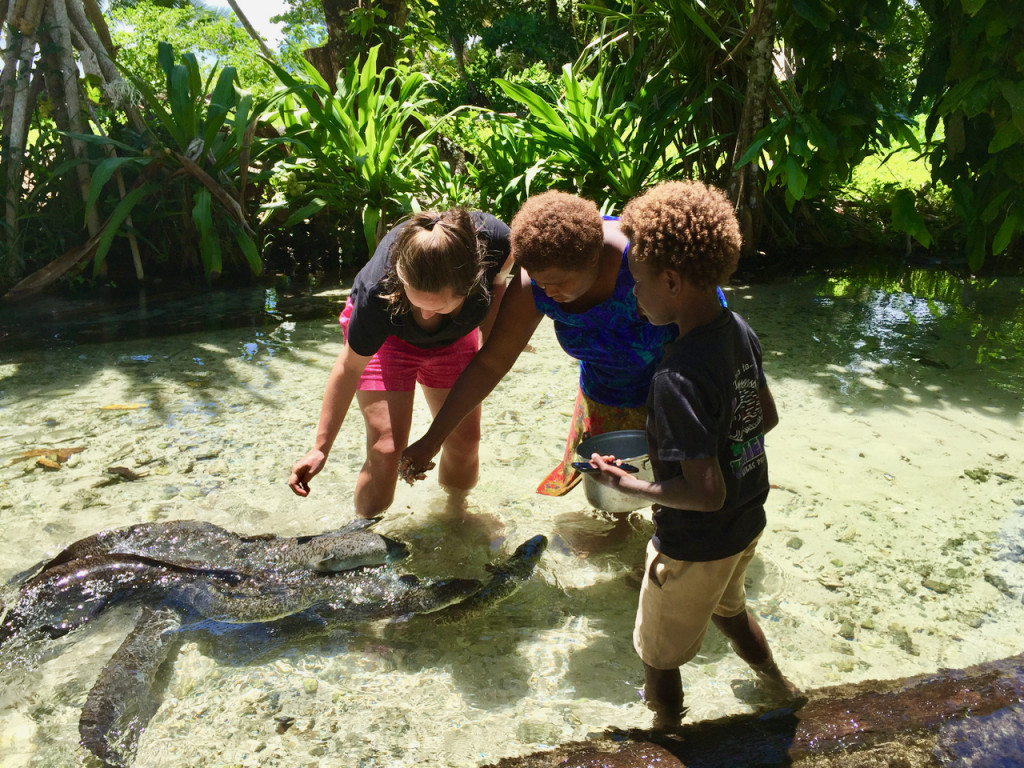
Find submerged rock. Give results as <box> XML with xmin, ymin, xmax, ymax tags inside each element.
<box><xmin>987</xmin><ymin>507</ymin><xmax>1024</xmax><ymax>602</ymax></box>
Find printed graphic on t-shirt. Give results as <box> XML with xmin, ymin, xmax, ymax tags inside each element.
<box><xmin>728</xmin><ymin>362</ymin><xmax>766</xmax><ymax>479</ymax></box>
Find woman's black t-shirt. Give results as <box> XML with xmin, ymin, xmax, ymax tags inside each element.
<box><xmin>345</xmin><ymin>212</ymin><xmax>510</xmax><ymax>356</ymax></box>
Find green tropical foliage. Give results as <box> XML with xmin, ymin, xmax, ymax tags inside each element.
<box><xmin>460</xmin><ymin>113</ymin><xmax>555</xmax><ymax>220</ymax></box>
<box><xmin>763</xmin><ymin>0</ymin><xmax>923</xmax><ymax>207</ymax></box>
<box><xmin>581</xmin><ymin>0</ymin><xmax>747</xmax><ymax>185</ymax></box>
<box><xmin>77</xmin><ymin>42</ymin><xmax>272</xmax><ymax>282</ymax></box>
<box><xmin>914</xmin><ymin>0</ymin><xmax>1024</xmax><ymax>270</ymax></box>
<box><xmin>1</xmin><ymin>0</ymin><xmax>1022</xmax><ymax>297</ymax></box>
<box><xmin>262</xmin><ymin>46</ymin><xmax>442</xmax><ymax>259</ymax></box>
<box><xmin>108</xmin><ymin>1</ymin><xmax>278</xmax><ymax>98</ymax></box>
<box><xmin>492</xmin><ymin>62</ymin><xmax>715</xmax><ymax>210</ymax></box>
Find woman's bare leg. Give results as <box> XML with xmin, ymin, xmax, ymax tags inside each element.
<box><xmin>421</xmin><ymin>385</ymin><xmax>481</xmax><ymax>493</ymax></box>
<box><xmin>354</xmin><ymin>389</ymin><xmax>415</xmax><ymax>518</ymax></box>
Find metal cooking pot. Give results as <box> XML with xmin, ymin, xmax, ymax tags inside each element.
<box><xmin>575</xmin><ymin>430</ymin><xmax>654</xmax><ymax>513</ymax></box>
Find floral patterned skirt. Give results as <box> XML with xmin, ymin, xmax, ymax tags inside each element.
<box><xmin>536</xmin><ymin>387</ymin><xmax>649</xmax><ymax>496</ymax></box>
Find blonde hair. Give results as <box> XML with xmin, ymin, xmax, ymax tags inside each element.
<box><xmin>620</xmin><ymin>181</ymin><xmax>741</xmax><ymax>290</ymax></box>
<box><xmin>379</xmin><ymin>210</ymin><xmax>488</xmax><ymax>314</ymax></box>
<box><xmin>510</xmin><ymin>191</ymin><xmax>603</xmax><ymax>272</ymax></box>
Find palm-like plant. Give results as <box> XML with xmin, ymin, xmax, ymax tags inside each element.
<box><xmin>263</xmin><ymin>46</ymin><xmax>441</xmax><ymax>254</ymax></box>
<box><xmin>492</xmin><ymin>62</ymin><xmax>711</xmax><ymax>209</ymax></box>
<box><xmin>77</xmin><ymin>42</ymin><xmax>272</xmax><ymax>282</ymax></box>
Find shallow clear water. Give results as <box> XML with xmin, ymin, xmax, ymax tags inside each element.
<box><xmin>1</xmin><ymin>271</ymin><xmax>1022</xmax><ymax>767</ymax></box>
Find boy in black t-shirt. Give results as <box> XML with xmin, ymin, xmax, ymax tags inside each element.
<box><xmin>586</xmin><ymin>181</ymin><xmax>800</xmax><ymax>728</ymax></box>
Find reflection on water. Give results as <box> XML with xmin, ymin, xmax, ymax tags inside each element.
<box><xmin>0</xmin><ymin>269</ymin><xmax>1022</xmax><ymax>767</ymax></box>
<box><xmin>809</xmin><ymin>267</ymin><xmax>1024</xmax><ymax>396</ymax></box>
<box><xmin>0</xmin><ymin>286</ymin><xmax>339</xmax><ymax>352</ymax></box>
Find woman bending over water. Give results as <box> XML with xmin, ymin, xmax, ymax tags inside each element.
<box><xmin>400</xmin><ymin>191</ymin><xmax>676</xmax><ymax>495</ymax></box>
<box><xmin>288</xmin><ymin>210</ymin><xmax>513</xmax><ymax>518</ymax></box>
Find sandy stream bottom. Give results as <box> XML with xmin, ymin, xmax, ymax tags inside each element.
<box><xmin>0</xmin><ymin>276</ymin><xmax>1022</xmax><ymax>767</ymax></box>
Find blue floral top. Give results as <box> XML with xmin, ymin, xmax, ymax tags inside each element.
<box><xmin>531</xmin><ymin>219</ymin><xmax>677</xmax><ymax>407</ymax></box>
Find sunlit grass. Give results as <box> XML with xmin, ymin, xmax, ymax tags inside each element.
<box><xmin>844</xmin><ymin>115</ymin><xmax>939</xmax><ymax>195</ymax></box>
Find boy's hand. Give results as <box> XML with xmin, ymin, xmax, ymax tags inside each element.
<box><xmin>589</xmin><ymin>453</ymin><xmax>632</xmax><ymax>488</ymax></box>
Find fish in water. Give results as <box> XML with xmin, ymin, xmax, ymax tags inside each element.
<box><xmin>78</xmin><ymin>606</ymin><xmax>184</xmax><ymax>768</ymax></box>
<box><xmin>174</xmin><ymin>571</ymin><xmax>483</xmax><ymax>625</ymax></box>
<box><xmin>0</xmin><ymin>521</ymin><xmax>546</xmax><ymax>768</ymax></box>
<box><xmin>9</xmin><ymin>517</ymin><xmax>407</xmax><ymax>586</ymax></box>
<box><xmin>0</xmin><ymin>553</ymin><xmax>245</xmax><ymax>648</ymax></box>
<box><xmin>0</xmin><ymin>518</ymin><xmax>406</xmax><ymax>648</ymax></box>
<box><xmin>432</xmin><ymin>534</ymin><xmax>548</xmax><ymax>624</ymax></box>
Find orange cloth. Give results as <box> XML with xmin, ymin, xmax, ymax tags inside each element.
<box><xmin>536</xmin><ymin>388</ymin><xmax>649</xmax><ymax>496</ymax></box>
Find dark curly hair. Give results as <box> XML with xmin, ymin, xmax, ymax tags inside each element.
<box><xmin>620</xmin><ymin>181</ymin><xmax>741</xmax><ymax>290</ymax></box>
<box><xmin>379</xmin><ymin>210</ymin><xmax>488</xmax><ymax>315</ymax></box>
<box><xmin>510</xmin><ymin>191</ymin><xmax>603</xmax><ymax>272</ymax></box>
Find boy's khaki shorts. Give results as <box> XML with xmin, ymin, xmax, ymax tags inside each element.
<box><xmin>633</xmin><ymin>534</ymin><xmax>761</xmax><ymax>670</ymax></box>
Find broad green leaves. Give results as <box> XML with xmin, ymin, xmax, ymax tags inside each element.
<box><xmin>490</xmin><ymin>63</ymin><xmax>705</xmax><ymax>210</ymax></box>
<box><xmin>891</xmin><ymin>189</ymin><xmax>933</xmax><ymax>248</ymax></box>
<box><xmin>917</xmin><ymin>0</ymin><xmax>1024</xmax><ymax>268</ymax></box>
<box><xmin>264</xmin><ymin>46</ymin><xmax>439</xmax><ymax>254</ymax></box>
<box><xmin>75</xmin><ymin>43</ymin><xmax>271</xmax><ymax>282</ymax></box>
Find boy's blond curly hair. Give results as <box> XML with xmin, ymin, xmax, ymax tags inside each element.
<box><xmin>510</xmin><ymin>191</ymin><xmax>603</xmax><ymax>272</ymax></box>
<box><xmin>620</xmin><ymin>181</ymin><xmax>741</xmax><ymax>290</ymax></box>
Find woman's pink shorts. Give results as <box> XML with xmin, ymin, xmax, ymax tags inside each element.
<box><xmin>340</xmin><ymin>297</ymin><xmax>480</xmax><ymax>392</ymax></box>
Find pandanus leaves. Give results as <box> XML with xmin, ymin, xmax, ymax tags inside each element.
<box><xmin>74</xmin><ymin>42</ymin><xmax>270</xmax><ymax>282</ymax></box>
<box><xmin>265</xmin><ymin>46</ymin><xmax>440</xmax><ymax>252</ymax></box>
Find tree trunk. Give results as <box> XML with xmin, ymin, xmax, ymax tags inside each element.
<box><xmin>80</xmin><ymin>0</ymin><xmax>113</xmax><ymax>55</ymax></box>
<box><xmin>223</xmin><ymin>0</ymin><xmax>276</xmax><ymax>61</ymax></box>
<box><xmin>306</xmin><ymin>0</ymin><xmax>410</xmax><ymax>86</ymax></box>
<box><xmin>1</xmin><ymin>31</ymin><xmax>35</xmax><ymax>275</ymax></box>
<box><xmin>726</xmin><ymin>0</ymin><xmax>777</xmax><ymax>256</ymax></box>
<box><xmin>8</xmin><ymin>0</ymin><xmax>45</xmax><ymax>33</ymax></box>
<box><xmin>48</xmin><ymin>0</ymin><xmax>101</xmax><ymax>240</ymax></box>
<box><xmin>303</xmin><ymin>0</ymin><xmax>353</xmax><ymax>86</ymax></box>
<box><xmin>486</xmin><ymin>652</ymin><xmax>1024</xmax><ymax>768</ymax></box>
<box><xmin>0</xmin><ymin>0</ymin><xmax>158</xmax><ymax>292</ymax></box>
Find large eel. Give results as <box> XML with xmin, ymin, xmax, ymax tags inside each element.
<box><xmin>432</xmin><ymin>534</ymin><xmax>548</xmax><ymax>624</ymax></box>
<box><xmin>78</xmin><ymin>606</ymin><xmax>184</xmax><ymax>768</ymax></box>
<box><xmin>0</xmin><ymin>518</ymin><xmax>406</xmax><ymax>649</ymax></box>
<box><xmin>0</xmin><ymin>554</ymin><xmax>244</xmax><ymax>648</ymax></box>
<box><xmin>175</xmin><ymin>571</ymin><xmax>484</xmax><ymax>624</ymax></box>
<box><xmin>10</xmin><ymin>517</ymin><xmax>408</xmax><ymax>584</ymax></box>
<box><xmin>68</xmin><ymin>533</ymin><xmax>547</xmax><ymax>767</ymax></box>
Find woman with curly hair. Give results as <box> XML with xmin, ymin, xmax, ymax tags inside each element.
<box><xmin>399</xmin><ymin>190</ymin><xmax>679</xmax><ymax>498</ymax></box>
<box><xmin>287</xmin><ymin>210</ymin><xmax>513</xmax><ymax>518</ymax></box>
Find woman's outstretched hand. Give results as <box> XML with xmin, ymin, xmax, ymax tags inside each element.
<box><xmin>399</xmin><ymin>439</ymin><xmax>438</xmax><ymax>485</ymax></box>
<box><xmin>288</xmin><ymin>449</ymin><xmax>327</xmax><ymax>496</ymax></box>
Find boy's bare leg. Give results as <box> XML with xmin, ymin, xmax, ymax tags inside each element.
<box><xmin>712</xmin><ymin>610</ymin><xmax>801</xmax><ymax>697</ymax></box>
<box><xmin>642</xmin><ymin>663</ymin><xmax>685</xmax><ymax>729</ymax></box>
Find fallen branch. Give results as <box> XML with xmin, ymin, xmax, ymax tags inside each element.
<box><xmin>1</xmin><ymin>227</ymin><xmax>105</xmax><ymax>301</ymax></box>
<box><xmin>486</xmin><ymin>652</ymin><xmax>1024</xmax><ymax>767</ymax></box>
